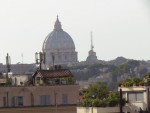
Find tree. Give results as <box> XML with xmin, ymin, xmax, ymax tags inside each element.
<box><xmin>85</xmin><ymin>82</ymin><xmax>109</xmax><ymax>100</ymax></box>
<box><xmin>144</xmin><ymin>72</ymin><xmax>150</xmax><ymax>85</ymax></box>
<box><xmin>65</xmin><ymin>76</ymin><xmax>75</xmax><ymax>84</ymax></box>
<box><xmin>79</xmin><ymin>82</ymin><xmax>119</xmax><ymax>107</ymax></box>
<box><xmin>107</xmin><ymin>91</ymin><xmax>119</xmax><ymax>107</ymax></box>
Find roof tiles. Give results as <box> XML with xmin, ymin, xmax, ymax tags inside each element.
<box><xmin>33</xmin><ymin>69</ymin><xmax>73</xmax><ymax>78</ymax></box>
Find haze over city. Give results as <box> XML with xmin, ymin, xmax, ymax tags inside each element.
<box><xmin>0</xmin><ymin>0</ymin><xmax>150</xmax><ymax>64</ymax></box>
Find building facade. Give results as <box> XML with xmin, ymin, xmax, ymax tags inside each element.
<box><xmin>0</xmin><ymin>85</ymin><xmax>79</xmax><ymax>107</ymax></box>
<box><xmin>119</xmin><ymin>86</ymin><xmax>150</xmax><ymax>113</ymax></box>
<box><xmin>0</xmin><ymin>66</ymin><xmax>79</xmax><ymax>113</ymax></box>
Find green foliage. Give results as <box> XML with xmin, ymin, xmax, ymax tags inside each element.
<box><xmin>132</xmin><ymin>77</ymin><xmax>142</xmax><ymax>85</ymax></box>
<box><xmin>64</xmin><ymin>76</ymin><xmax>75</xmax><ymax>85</ymax></box>
<box><xmin>79</xmin><ymin>99</ymin><xmax>92</xmax><ymax>107</ymax></box>
<box><xmin>107</xmin><ymin>91</ymin><xmax>119</xmax><ymax>107</ymax></box>
<box><xmin>79</xmin><ymin>98</ymin><xmax>109</xmax><ymax>107</ymax></box>
<box><xmin>80</xmin><ymin>82</ymin><xmax>119</xmax><ymax>107</ymax></box>
<box><xmin>122</xmin><ymin>81</ymin><xmax>133</xmax><ymax>87</ymax></box>
<box><xmin>92</xmin><ymin>98</ymin><xmax>102</xmax><ymax>107</ymax></box>
<box><xmin>112</xmin><ymin>60</ymin><xmax>140</xmax><ymax>77</ymax></box>
<box><xmin>119</xmin><ymin>77</ymin><xmax>143</xmax><ymax>87</ymax></box>
<box><xmin>108</xmin><ymin>91</ymin><xmax>119</xmax><ymax>99</ymax></box>
<box><xmin>112</xmin><ymin>63</ymin><xmax>133</xmax><ymax>77</ymax></box>
<box><xmin>116</xmin><ymin>64</ymin><xmax>129</xmax><ymax>74</ymax></box>
<box><xmin>83</xmin><ymin>82</ymin><xmax>109</xmax><ymax>100</ymax></box>
<box><xmin>139</xmin><ymin>81</ymin><xmax>144</xmax><ymax>86</ymax></box>
<box><xmin>144</xmin><ymin>72</ymin><xmax>150</xmax><ymax>78</ymax></box>
<box><xmin>144</xmin><ymin>72</ymin><xmax>150</xmax><ymax>86</ymax></box>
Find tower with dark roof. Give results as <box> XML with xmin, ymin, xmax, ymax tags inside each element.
<box><xmin>86</xmin><ymin>32</ymin><xmax>98</xmax><ymax>63</ymax></box>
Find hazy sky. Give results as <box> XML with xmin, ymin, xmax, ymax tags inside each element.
<box><xmin>0</xmin><ymin>0</ymin><xmax>150</xmax><ymax>64</ymax></box>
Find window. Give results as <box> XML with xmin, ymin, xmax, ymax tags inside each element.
<box><xmin>3</xmin><ymin>97</ymin><xmax>6</xmax><ymax>107</ymax></box>
<box><xmin>36</xmin><ymin>77</ymin><xmax>40</xmax><ymax>84</ymax></box>
<box><xmin>128</xmin><ymin>92</ymin><xmax>144</xmax><ymax>102</ymax></box>
<box><xmin>13</xmin><ymin>96</ymin><xmax>23</xmax><ymax>107</ymax></box>
<box><xmin>40</xmin><ymin>95</ymin><xmax>51</xmax><ymax>106</ymax></box>
<box><xmin>137</xmin><ymin>93</ymin><xmax>144</xmax><ymax>101</ymax></box>
<box><xmin>62</xmin><ymin>94</ymin><xmax>68</xmax><ymax>104</ymax></box>
<box><xmin>128</xmin><ymin>93</ymin><xmax>136</xmax><ymax>102</ymax></box>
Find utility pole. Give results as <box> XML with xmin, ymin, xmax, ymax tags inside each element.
<box><xmin>119</xmin><ymin>88</ymin><xmax>123</xmax><ymax>113</ymax></box>
<box><xmin>6</xmin><ymin>53</ymin><xmax>11</xmax><ymax>79</ymax></box>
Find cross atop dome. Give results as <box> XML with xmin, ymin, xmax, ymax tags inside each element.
<box><xmin>57</xmin><ymin>15</ymin><xmax>59</xmax><ymax>20</ymax></box>
<box><xmin>54</xmin><ymin>15</ymin><xmax>62</xmax><ymax>31</ymax></box>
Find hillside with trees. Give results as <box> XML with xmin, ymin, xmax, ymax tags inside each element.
<box><xmin>69</xmin><ymin>57</ymin><xmax>150</xmax><ymax>90</ymax></box>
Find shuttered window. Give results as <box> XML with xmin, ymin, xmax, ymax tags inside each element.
<box><xmin>40</xmin><ymin>95</ymin><xmax>51</xmax><ymax>105</ymax></box>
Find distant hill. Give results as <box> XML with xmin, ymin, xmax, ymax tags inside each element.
<box><xmin>69</xmin><ymin>57</ymin><xmax>150</xmax><ymax>90</ymax></box>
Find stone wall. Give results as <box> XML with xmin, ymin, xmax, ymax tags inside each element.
<box><xmin>77</xmin><ymin>107</ymin><xmax>120</xmax><ymax>113</ymax></box>
<box><xmin>0</xmin><ymin>106</ymin><xmax>76</xmax><ymax>113</ymax></box>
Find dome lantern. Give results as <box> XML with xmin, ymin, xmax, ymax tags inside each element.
<box><xmin>54</xmin><ymin>16</ymin><xmax>62</xmax><ymax>31</ymax></box>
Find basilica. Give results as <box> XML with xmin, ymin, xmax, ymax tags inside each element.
<box><xmin>42</xmin><ymin>16</ymin><xmax>98</xmax><ymax>69</ymax></box>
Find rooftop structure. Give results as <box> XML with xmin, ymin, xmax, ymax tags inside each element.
<box><xmin>32</xmin><ymin>65</ymin><xmax>75</xmax><ymax>86</ymax></box>
<box><xmin>118</xmin><ymin>86</ymin><xmax>150</xmax><ymax>113</ymax></box>
<box><xmin>86</xmin><ymin>32</ymin><xmax>98</xmax><ymax>64</ymax></box>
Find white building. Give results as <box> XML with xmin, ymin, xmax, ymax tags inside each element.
<box><xmin>11</xmin><ymin>74</ymin><xmax>29</xmax><ymax>86</ymax></box>
<box><xmin>119</xmin><ymin>86</ymin><xmax>150</xmax><ymax>113</ymax></box>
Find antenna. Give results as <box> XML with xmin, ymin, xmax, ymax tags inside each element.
<box><xmin>91</xmin><ymin>31</ymin><xmax>94</xmax><ymax>51</ymax></box>
<box><xmin>6</xmin><ymin>53</ymin><xmax>11</xmax><ymax>79</ymax></box>
<box><xmin>35</xmin><ymin>52</ymin><xmax>44</xmax><ymax>70</ymax></box>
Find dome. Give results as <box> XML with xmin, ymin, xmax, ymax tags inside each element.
<box><xmin>42</xmin><ymin>16</ymin><xmax>78</xmax><ymax>68</ymax></box>
<box><xmin>43</xmin><ymin>16</ymin><xmax>75</xmax><ymax>52</ymax></box>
